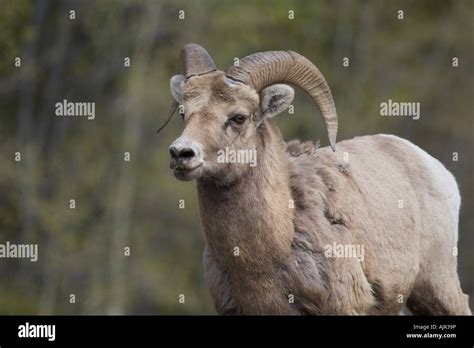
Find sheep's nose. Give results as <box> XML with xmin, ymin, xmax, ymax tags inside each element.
<box><xmin>169</xmin><ymin>146</ymin><xmax>196</xmax><ymax>160</ymax></box>
<box><xmin>169</xmin><ymin>138</ymin><xmax>203</xmax><ymax>170</ymax></box>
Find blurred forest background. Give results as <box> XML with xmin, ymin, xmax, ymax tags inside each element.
<box><xmin>0</xmin><ymin>0</ymin><xmax>472</xmax><ymax>314</ymax></box>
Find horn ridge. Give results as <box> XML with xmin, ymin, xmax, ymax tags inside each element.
<box><xmin>226</xmin><ymin>50</ymin><xmax>338</xmax><ymax>151</ymax></box>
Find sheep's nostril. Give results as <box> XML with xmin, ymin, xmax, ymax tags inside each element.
<box><xmin>169</xmin><ymin>145</ymin><xmax>196</xmax><ymax>160</ymax></box>
<box><xmin>169</xmin><ymin>146</ymin><xmax>179</xmax><ymax>159</ymax></box>
<box><xmin>180</xmin><ymin>148</ymin><xmax>195</xmax><ymax>159</ymax></box>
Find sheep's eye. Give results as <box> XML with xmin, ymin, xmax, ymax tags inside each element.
<box><xmin>180</xmin><ymin>112</ymin><xmax>185</xmax><ymax>121</ymax></box>
<box><xmin>230</xmin><ymin>114</ymin><xmax>246</xmax><ymax>125</ymax></box>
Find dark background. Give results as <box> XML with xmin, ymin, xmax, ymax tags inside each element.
<box><xmin>0</xmin><ymin>0</ymin><xmax>472</xmax><ymax>314</ymax></box>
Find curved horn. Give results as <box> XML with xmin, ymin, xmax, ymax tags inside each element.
<box><xmin>226</xmin><ymin>51</ymin><xmax>338</xmax><ymax>151</ymax></box>
<box><xmin>181</xmin><ymin>43</ymin><xmax>217</xmax><ymax>78</ymax></box>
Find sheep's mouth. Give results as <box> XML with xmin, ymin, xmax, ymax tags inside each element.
<box><xmin>173</xmin><ymin>162</ymin><xmax>203</xmax><ymax>181</ymax></box>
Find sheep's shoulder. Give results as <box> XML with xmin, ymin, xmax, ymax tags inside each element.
<box><xmin>285</xmin><ymin>140</ymin><xmax>376</xmax><ymax>313</ymax></box>
<box><xmin>286</xmin><ymin>139</ymin><xmax>353</xmax><ymax>217</ymax></box>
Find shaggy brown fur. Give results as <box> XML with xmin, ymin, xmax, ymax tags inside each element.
<box><xmin>170</xmin><ymin>72</ymin><xmax>471</xmax><ymax>315</ymax></box>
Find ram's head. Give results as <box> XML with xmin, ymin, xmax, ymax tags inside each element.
<box><xmin>168</xmin><ymin>44</ymin><xmax>337</xmax><ymax>184</ymax></box>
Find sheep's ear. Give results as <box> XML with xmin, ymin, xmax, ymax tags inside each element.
<box><xmin>259</xmin><ymin>84</ymin><xmax>294</xmax><ymax>120</ymax></box>
<box><xmin>170</xmin><ymin>75</ymin><xmax>186</xmax><ymax>103</ymax></box>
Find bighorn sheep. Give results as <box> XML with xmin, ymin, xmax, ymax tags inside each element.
<box><xmin>166</xmin><ymin>43</ymin><xmax>471</xmax><ymax>315</ymax></box>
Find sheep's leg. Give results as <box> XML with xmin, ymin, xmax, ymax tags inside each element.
<box><xmin>406</xmin><ymin>277</ymin><xmax>471</xmax><ymax>315</ymax></box>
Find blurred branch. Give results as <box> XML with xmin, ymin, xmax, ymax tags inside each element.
<box><xmin>106</xmin><ymin>3</ymin><xmax>163</xmax><ymax>315</ymax></box>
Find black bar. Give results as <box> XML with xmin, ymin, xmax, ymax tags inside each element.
<box><xmin>0</xmin><ymin>315</ymin><xmax>472</xmax><ymax>345</ymax></box>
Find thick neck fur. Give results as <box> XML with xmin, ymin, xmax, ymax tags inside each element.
<box><xmin>197</xmin><ymin>122</ymin><xmax>294</xmax><ymax>283</ymax></box>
